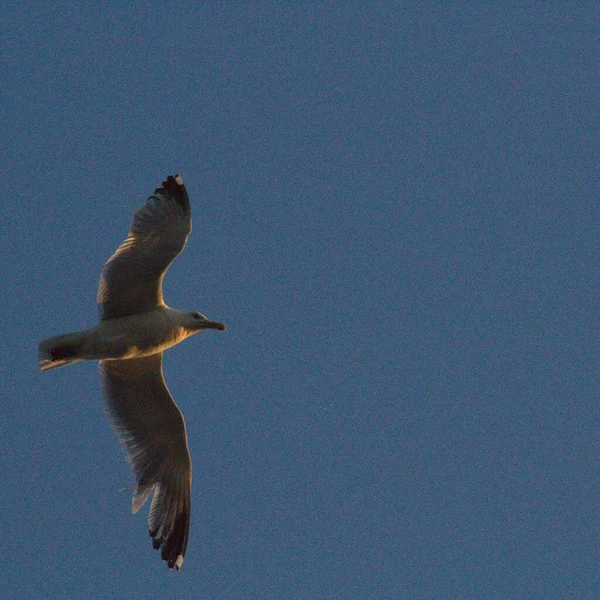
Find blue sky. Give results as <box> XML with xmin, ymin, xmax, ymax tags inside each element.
<box><xmin>2</xmin><ymin>3</ymin><xmax>598</xmax><ymax>599</ymax></box>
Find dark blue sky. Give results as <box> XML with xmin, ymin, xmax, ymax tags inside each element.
<box><xmin>2</xmin><ymin>4</ymin><xmax>598</xmax><ymax>599</ymax></box>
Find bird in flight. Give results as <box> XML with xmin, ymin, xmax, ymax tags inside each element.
<box><xmin>39</xmin><ymin>174</ymin><xmax>226</xmax><ymax>570</ymax></box>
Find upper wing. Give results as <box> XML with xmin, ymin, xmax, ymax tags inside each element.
<box><xmin>97</xmin><ymin>175</ymin><xmax>191</xmax><ymax>320</ymax></box>
<box><xmin>100</xmin><ymin>354</ymin><xmax>192</xmax><ymax>571</ymax></box>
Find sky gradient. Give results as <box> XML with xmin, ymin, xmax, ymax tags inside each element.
<box><xmin>2</xmin><ymin>4</ymin><xmax>598</xmax><ymax>599</ymax></box>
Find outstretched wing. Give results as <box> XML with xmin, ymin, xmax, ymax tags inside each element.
<box><xmin>100</xmin><ymin>354</ymin><xmax>192</xmax><ymax>571</ymax></box>
<box><xmin>97</xmin><ymin>175</ymin><xmax>191</xmax><ymax>320</ymax></box>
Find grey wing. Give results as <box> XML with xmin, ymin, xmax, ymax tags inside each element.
<box><xmin>97</xmin><ymin>175</ymin><xmax>192</xmax><ymax>320</ymax></box>
<box><xmin>100</xmin><ymin>354</ymin><xmax>192</xmax><ymax>571</ymax></box>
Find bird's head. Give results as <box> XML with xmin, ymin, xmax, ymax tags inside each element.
<box><xmin>185</xmin><ymin>311</ymin><xmax>227</xmax><ymax>333</ymax></box>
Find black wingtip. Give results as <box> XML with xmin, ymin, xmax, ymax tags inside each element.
<box><xmin>149</xmin><ymin>509</ymin><xmax>189</xmax><ymax>571</ymax></box>
<box><xmin>155</xmin><ymin>174</ymin><xmax>190</xmax><ymax>215</ymax></box>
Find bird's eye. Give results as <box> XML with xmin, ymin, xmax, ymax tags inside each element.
<box><xmin>192</xmin><ymin>313</ymin><xmax>201</xmax><ymax>319</ymax></box>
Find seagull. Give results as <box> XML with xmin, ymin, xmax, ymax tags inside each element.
<box><xmin>39</xmin><ymin>174</ymin><xmax>226</xmax><ymax>571</ymax></box>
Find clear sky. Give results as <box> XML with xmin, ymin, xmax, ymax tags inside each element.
<box><xmin>2</xmin><ymin>4</ymin><xmax>598</xmax><ymax>599</ymax></box>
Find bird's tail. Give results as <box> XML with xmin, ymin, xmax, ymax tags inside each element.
<box><xmin>38</xmin><ymin>332</ymin><xmax>87</xmax><ymax>371</ymax></box>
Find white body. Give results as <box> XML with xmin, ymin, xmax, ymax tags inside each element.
<box><xmin>78</xmin><ymin>308</ymin><xmax>194</xmax><ymax>361</ymax></box>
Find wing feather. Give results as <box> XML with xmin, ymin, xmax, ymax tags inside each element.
<box><xmin>100</xmin><ymin>354</ymin><xmax>192</xmax><ymax>570</ymax></box>
<box><xmin>97</xmin><ymin>175</ymin><xmax>192</xmax><ymax>320</ymax></box>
